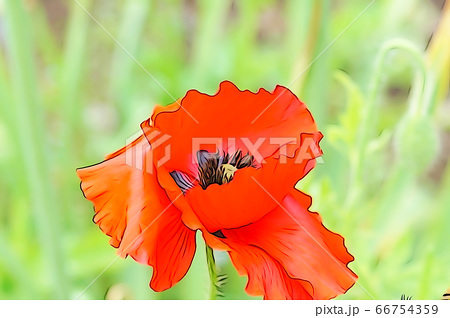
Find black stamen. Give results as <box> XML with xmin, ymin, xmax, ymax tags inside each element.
<box><xmin>169</xmin><ymin>171</ymin><xmax>194</xmax><ymax>194</ymax></box>
<box><xmin>197</xmin><ymin>149</ymin><xmax>255</xmax><ymax>189</ymax></box>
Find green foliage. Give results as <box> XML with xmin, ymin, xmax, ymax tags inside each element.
<box><xmin>0</xmin><ymin>0</ymin><xmax>448</xmax><ymax>300</ymax></box>
<box><xmin>394</xmin><ymin>115</ymin><xmax>439</xmax><ymax>174</ymax></box>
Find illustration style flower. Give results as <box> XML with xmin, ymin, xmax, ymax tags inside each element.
<box><xmin>77</xmin><ymin>81</ymin><xmax>357</xmax><ymax>300</ymax></box>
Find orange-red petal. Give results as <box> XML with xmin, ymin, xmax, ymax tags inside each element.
<box><xmin>206</xmin><ymin>190</ymin><xmax>357</xmax><ymax>300</ymax></box>
<box><xmin>145</xmin><ymin>81</ymin><xmax>319</xmax><ymax>175</ymax></box>
<box><xmin>202</xmin><ymin>229</ymin><xmax>313</xmax><ymax>300</ymax></box>
<box><xmin>76</xmin><ymin>135</ymin><xmax>196</xmax><ymax>291</ymax></box>
<box><xmin>184</xmin><ymin>133</ymin><xmax>322</xmax><ymax>232</ymax></box>
<box><xmin>228</xmin><ymin>241</ymin><xmax>314</xmax><ymax>300</ymax></box>
<box><xmin>139</xmin><ymin>122</ymin><xmax>203</xmax><ymax>230</ymax></box>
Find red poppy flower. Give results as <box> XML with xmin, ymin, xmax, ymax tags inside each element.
<box><xmin>77</xmin><ymin>81</ymin><xmax>357</xmax><ymax>300</ymax></box>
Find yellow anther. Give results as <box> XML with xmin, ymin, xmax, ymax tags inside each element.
<box><xmin>219</xmin><ymin>164</ymin><xmax>238</xmax><ymax>184</ymax></box>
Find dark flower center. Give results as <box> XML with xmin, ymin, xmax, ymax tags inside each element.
<box><xmin>196</xmin><ymin>149</ymin><xmax>256</xmax><ymax>190</ymax></box>
<box><xmin>169</xmin><ymin>150</ymin><xmax>256</xmax><ymax>194</ymax></box>
<box><xmin>169</xmin><ymin>150</ymin><xmax>256</xmax><ymax>239</ymax></box>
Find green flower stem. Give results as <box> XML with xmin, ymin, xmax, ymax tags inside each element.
<box><xmin>354</xmin><ymin>39</ymin><xmax>427</xmax><ymax>186</ymax></box>
<box><xmin>205</xmin><ymin>244</ymin><xmax>219</xmax><ymax>300</ymax></box>
<box><xmin>362</xmin><ymin>39</ymin><xmax>426</xmax><ymax>147</ymax></box>
<box><xmin>366</xmin><ymin>39</ymin><xmax>426</xmax><ymax>116</ymax></box>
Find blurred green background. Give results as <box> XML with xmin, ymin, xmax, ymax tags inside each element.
<box><xmin>0</xmin><ymin>0</ymin><xmax>449</xmax><ymax>300</ymax></box>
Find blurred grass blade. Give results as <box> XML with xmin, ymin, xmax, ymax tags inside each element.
<box><xmin>0</xmin><ymin>232</ymin><xmax>36</xmax><ymax>298</ymax></box>
<box><xmin>285</xmin><ymin>0</ymin><xmax>318</xmax><ymax>94</ymax></box>
<box><xmin>60</xmin><ymin>0</ymin><xmax>91</xmax><ymax>152</ymax></box>
<box><xmin>3</xmin><ymin>0</ymin><xmax>68</xmax><ymax>299</ymax></box>
<box><xmin>425</xmin><ymin>0</ymin><xmax>450</xmax><ymax>112</ymax></box>
<box><xmin>108</xmin><ymin>0</ymin><xmax>151</xmax><ymax>120</ymax></box>
<box><xmin>190</xmin><ymin>0</ymin><xmax>231</xmax><ymax>88</ymax></box>
<box><xmin>300</xmin><ymin>0</ymin><xmax>331</xmax><ymax>129</ymax></box>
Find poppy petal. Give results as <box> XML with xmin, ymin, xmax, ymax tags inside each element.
<box><xmin>215</xmin><ymin>190</ymin><xmax>356</xmax><ymax>299</ymax></box>
<box><xmin>144</xmin><ymin>81</ymin><xmax>319</xmax><ymax>175</ymax></box>
<box><xmin>228</xmin><ymin>242</ymin><xmax>314</xmax><ymax>300</ymax></box>
<box><xmin>185</xmin><ymin>133</ymin><xmax>322</xmax><ymax>232</ymax></box>
<box><xmin>77</xmin><ymin>135</ymin><xmax>196</xmax><ymax>291</ymax></box>
<box><xmin>139</xmin><ymin>122</ymin><xmax>204</xmax><ymax>231</ymax></box>
<box><xmin>202</xmin><ymin>229</ymin><xmax>313</xmax><ymax>300</ymax></box>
